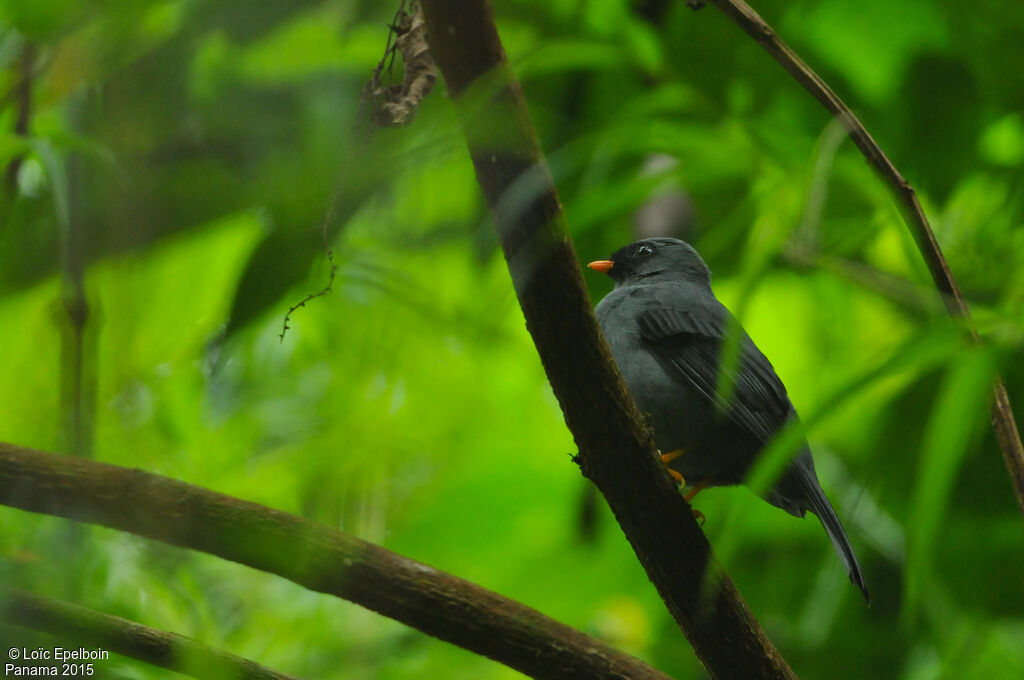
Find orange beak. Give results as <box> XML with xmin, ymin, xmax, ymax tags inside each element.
<box><xmin>588</xmin><ymin>260</ymin><xmax>614</xmax><ymax>273</ymax></box>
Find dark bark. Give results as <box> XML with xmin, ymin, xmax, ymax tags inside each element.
<box><xmin>420</xmin><ymin>2</ymin><xmax>796</xmax><ymax>678</ymax></box>
<box><xmin>0</xmin><ymin>442</ymin><xmax>671</xmax><ymax>680</ymax></box>
<box><xmin>2</xmin><ymin>588</ymin><xmax>298</xmax><ymax>680</ymax></box>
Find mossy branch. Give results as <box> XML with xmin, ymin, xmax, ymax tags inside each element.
<box><xmin>0</xmin><ymin>442</ymin><xmax>671</xmax><ymax>680</ymax></box>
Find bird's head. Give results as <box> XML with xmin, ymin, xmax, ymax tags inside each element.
<box><xmin>588</xmin><ymin>238</ymin><xmax>712</xmax><ymax>287</ymax></box>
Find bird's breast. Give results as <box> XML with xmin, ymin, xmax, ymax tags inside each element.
<box><xmin>596</xmin><ymin>288</ymin><xmax>727</xmax><ymax>480</ymax></box>
<box><xmin>598</xmin><ymin>310</ymin><xmax>706</xmax><ymax>453</ymax></box>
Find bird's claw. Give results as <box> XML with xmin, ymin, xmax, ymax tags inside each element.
<box><xmin>660</xmin><ymin>449</ymin><xmax>705</xmax><ymax>525</ymax></box>
<box><xmin>660</xmin><ymin>449</ymin><xmax>685</xmax><ymax>465</ymax></box>
<box><xmin>660</xmin><ymin>449</ymin><xmax>687</xmax><ymax>487</ymax></box>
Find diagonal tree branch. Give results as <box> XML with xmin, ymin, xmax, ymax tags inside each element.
<box><xmin>0</xmin><ymin>442</ymin><xmax>672</xmax><ymax>680</ymax></box>
<box><xmin>420</xmin><ymin>1</ymin><xmax>795</xmax><ymax>678</ymax></box>
<box><xmin>701</xmin><ymin>0</ymin><xmax>1024</xmax><ymax>518</ymax></box>
<box><xmin>1</xmin><ymin>588</ymin><xmax>298</xmax><ymax>680</ymax></box>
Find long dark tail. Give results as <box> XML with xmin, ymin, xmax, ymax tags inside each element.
<box><xmin>796</xmin><ymin>468</ymin><xmax>870</xmax><ymax>602</ymax></box>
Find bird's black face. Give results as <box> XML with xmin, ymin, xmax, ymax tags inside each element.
<box><xmin>590</xmin><ymin>238</ymin><xmax>712</xmax><ymax>286</ymax></box>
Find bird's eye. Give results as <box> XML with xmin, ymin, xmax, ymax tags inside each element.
<box><xmin>636</xmin><ymin>244</ymin><xmax>655</xmax><ymax>256</ymax></box>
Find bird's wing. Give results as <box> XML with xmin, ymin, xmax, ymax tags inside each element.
<box><xmin>635</xmin><ymin>292</ymin><xmax>791</xmax><ymax>444</ymax></box>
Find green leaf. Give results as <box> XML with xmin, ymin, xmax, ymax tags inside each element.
<box><xmin>904</xmin><ymin>346</ymin><xmax>995</xmax><ymax>623</ymax></box>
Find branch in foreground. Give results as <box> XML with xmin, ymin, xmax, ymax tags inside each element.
<box><xmin>0</xmin><ymin>442</ymin><xmax>671</xmax><ymax>680</ymax></box>
<box><xmin>1</xmin><ymin>588</ymin><xmax>296</xmax><ymax>680</ymax></box>
<box><xmin>703</xmin><ymin>0</ymin><xmax>1024</xmax><ymax>518</ymax></box>
<box><xmin>420</xmin><ymin>2</ymin><xmax>795</xmax><ymax>678</ymax></box>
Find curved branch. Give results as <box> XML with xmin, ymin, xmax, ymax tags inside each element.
<box><xmin>2</xmin><ymin>588</ymin><xmax>297</xmax><ymax>680</ymax></box>
<box><xmin>420</xmin><ymin>2</ymin><xmax>795</xmax><ymax>678</ymax></box>
<box><xmin>0</xmin><ymin>442</ymin><xmax>671</xmax><ymax>680</ymax></box>
<box><xmin>702</xmin><ymin>0</ymin><xmax>1024</xmax><ymax>518</ymax></box>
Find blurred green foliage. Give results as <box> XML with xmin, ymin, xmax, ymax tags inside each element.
<box><xmin>2</xmin><ymin>1</ymin><xmax>1023</xmax><ymax>678</ymax></box>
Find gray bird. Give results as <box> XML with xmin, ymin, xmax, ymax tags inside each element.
<box><xmin>589</xmin><ymin>237</ymin><xmax>868</xmax><ymax>601</ymax></box>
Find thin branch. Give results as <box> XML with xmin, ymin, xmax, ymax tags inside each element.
<box><xmin>782</xmin><ymin>249</ymin><xmax>938</xmax><ymax>319</ymax></box>
<box><xmin>3</xmin><ymin>42</ymin><xmax>35</xmax><ymax>198</ymax></box>
<box><xmin>279</xmin><ymin>1</ymin><xmax>434</xmax><ymax>343</ymax></box>
<box><xmin>369</xmin><ymin>1</ymin><xmax>437</xmax><ymax>127</ymax></box>
<box><xmin>52</xmin><ymin>93</ymin><xmax>96</xmax><ymax>464</ymax></box>
<box><xmin>278</xmin><ymin>247</ymin><xmax>338</xmax><ymax>342</ymax></box>
<box><xmin>1</xmin><ymin>588</ymin><xmax>297</xmax><ymax>680</ymax></box>
<box><xmin>702</xmin><ymin>0</ymin><xmax>1024</xmax><ymax>518</ymax></box>
<box><xmin>0</xmin><ymin>442</ymin><xmax>673</xmax><ymax>680</ymax></box>
<box><xmin>419</xmin><ymin>2</ymin><xmax>794</xmax><ymax>678</ymax></box>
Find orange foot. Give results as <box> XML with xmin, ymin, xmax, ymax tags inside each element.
<box><xmin>660</xmin><ymin>449</ymin><xmax>687</xmax><ymax>487</ymax></box>
<box><xmin>685</xmin><ymin>479</ymin><xmax>710</xmax><ymax>525</ymax></box>
<box><xmin>660</xmin><ymin>450</ymin><xmax>709</xmax><ymax>524</ymax></box>
<box><xmin>684</xmin><ymin>479</ymin><xmax>710</xmax><ymax>503</ymax></box>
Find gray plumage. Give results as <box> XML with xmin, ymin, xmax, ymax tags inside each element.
<box><xmin>592</xmin><ymin>237</ymin><xmax>868</xmax><ymax>601</ymax></box>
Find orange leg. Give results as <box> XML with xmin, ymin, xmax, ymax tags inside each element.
<box><xmin>684</xmin><ymin>479</ymin><xmax>710</xmax><ymax>503</ymax></box>
<box><xmin>660</xmin><ymin>449</ymin><xmax>706</xmax><ymax>524</ymax></box>
<box><xmin>684</xmin><ymin>479</ymin><xmax>710</xmax><ymax>526</ymax></box>
<box><xmin>660</xmin><ymin>449</ymin><xmax>687</xmax><ymax>486</ymax></box>
<box><xmin>660</xmin><ymin>449</ymin><xmax>685</xmax><ymax>464</ymax></box>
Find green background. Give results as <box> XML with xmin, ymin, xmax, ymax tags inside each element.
<box><xmin>2</xmin><ymin>1</ymin><xmax>1023</xmax><ymax>678</ymax></box>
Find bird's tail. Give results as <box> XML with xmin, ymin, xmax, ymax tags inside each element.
<box><xmin>796</xmin><ymin>469</ymin><xmax>870</xmax><ymax>603</ymax></box>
